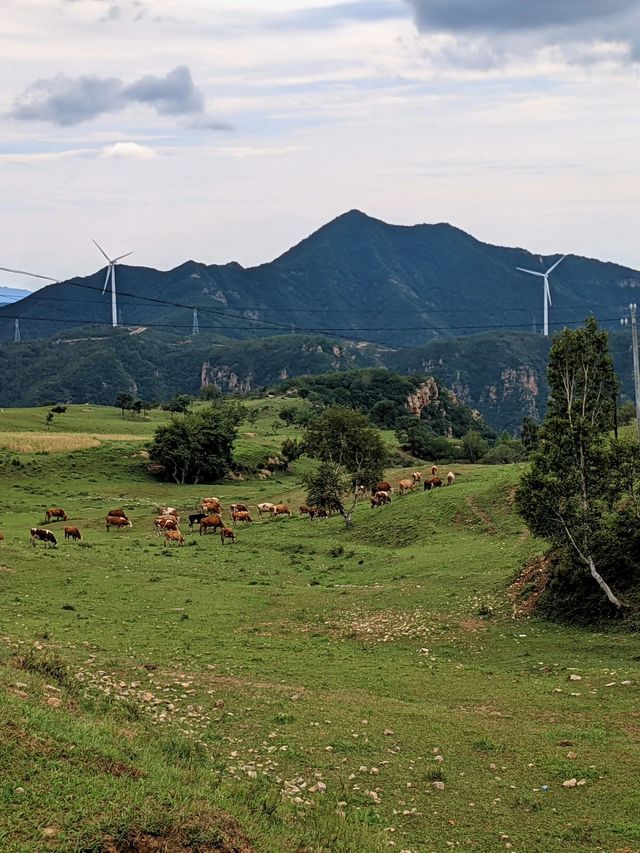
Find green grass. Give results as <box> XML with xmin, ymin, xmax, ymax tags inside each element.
<box><xmin>0</xmin><ymin>404</ymin><xmax>639</xmax><ymax>851</ymax></box>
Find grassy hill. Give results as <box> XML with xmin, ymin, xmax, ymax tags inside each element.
<box><xmin>0</xmin><ymin>404</ymin><xmax>639</xmax><ymax>851</ymax></box>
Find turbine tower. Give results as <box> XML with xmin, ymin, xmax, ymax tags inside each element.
<box><xmin>516</xmin><ymin>256</ymin><xmax>567</xmax><ymax>337</ymax></box>
<box><xmin>0</xmin><ymin>265</ymin><xmax>58</xmax><ymax>343</ymax></box>
<box><xmin>92</xmin><ymin>240</ymin><xmax>133</xmax><ymax>328</ymax></box>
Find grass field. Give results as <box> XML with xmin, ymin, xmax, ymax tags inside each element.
<box><xmin>1</xmin><ymin>404</ymin><xmax>639</xmax><ymax>852</ymax></box>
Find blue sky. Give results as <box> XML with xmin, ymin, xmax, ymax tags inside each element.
<box><xmin>1</xmin><ymin>0</ymin><xmax>639</xmax><ymax>285</ymax></box>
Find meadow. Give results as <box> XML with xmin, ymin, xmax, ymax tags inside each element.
<box><xmin>0</xmin><ymin>404</ymin><xmax>639</xmax><ymax>852</ymax></box>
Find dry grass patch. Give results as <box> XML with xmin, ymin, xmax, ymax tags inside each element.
<box><xmin>322</xmin><ymin>608</ymin><xmax>434</xmax><ymax>643</ymax></box>
<box><xmin>0</xmin><ymin>432</ymin><xmax>148</xmax><ymax>453</ymax></box>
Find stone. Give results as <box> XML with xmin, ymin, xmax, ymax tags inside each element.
<box><xmin>562</xmin><ymin>778</ymin><xmax>577</xmax><ymax>788</ymax></box>
<box><xmin>569</xmin><ymin>674</ymin><xmax>582</xmax><ymax>681</ymax></box>
<box><xmin>432</xmin><ymin>781</ymin><xmax>445</xmax><ymax>791</ymax></box>
<box><xmin>46</xmin><ymin>697</ymin><xmax>62</xmax><ymax>708</ymax></box>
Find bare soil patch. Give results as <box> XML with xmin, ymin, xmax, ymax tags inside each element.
<box><xmin>508</xmin><ymin>554</ymin><xmax>552</xmax><ymax>618</ymax></box>
<box><xmin>101</xmin><ymin>812</ymin><xmax>254</xmax><ymax>853</ymax></box>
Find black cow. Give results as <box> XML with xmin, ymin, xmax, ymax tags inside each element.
<box><xmin>30</xmin><ymin>527</ymin><xmax>57</xmax><ymax>548</ymax></box>
<box><xmin>188</xmin><ymin>512</ymin><xmax>207</xmax><ymax>529</ymax></box>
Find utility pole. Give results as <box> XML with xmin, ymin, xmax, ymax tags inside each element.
<box><xmin>620</xmin><ymin>302</ymin><xmax>640</xmax><ymax>438</ymax></box>
<box><xmin>14</xmin><ymin>318</ymin><xmax>20</xmax><ymax>343</ymax></box>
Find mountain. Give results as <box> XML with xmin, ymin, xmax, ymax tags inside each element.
<box><xmin>0</xmin><ymin>286</ymin><xmax>31</xmax><ymax>305</ymax></box>
<box><xmin>1</xmin><ymin>210</ymin><xmax>638</xmax><ymax>346</ymax></box>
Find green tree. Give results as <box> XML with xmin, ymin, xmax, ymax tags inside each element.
<box><xmin>516</xmin><ymin>318</ymin><xmax>624</xmax><ymax>608</ymax></box>
<box><xmin>462</xmin><ymin>430</ymin><xmax>489</xmax><ymax>463</ymax></box>
<box><xmin>280</xmin><ymin>437</ymin><xmax>303</xmax><ymax>470</ymax></box>
<box><xmin>131</xmin><ymin>400</ymin><xmax>142</xmax><ymax>418</ymax></box>
<box><xmin>246</xmin><ymin>409</ymin><xmax>259</xmax><ymax>428</ymax></box>
<box><xmin>278</xmin><ymin>404</ymin><xmax>300</xmax><ymax>427</ymax></box>
<box><xmin>370</xmin><ymin>398</ymin><xmax>402</xmax><ymax>428</ymax></box>
<box><xmin>520</xmin><ymin>416</ymin><xmax>540</xmax><ymax>455</ymax></box>
<box><xmin>200</xmin><ymin>385</ymin><xmax>223</xmax><ymax>401</ymax></box>
<box><xmin>148</xmin><ymin>400</ymin><xmax>244</xmax><ymax>485</ymax></box>
<box><xmin>162</xmin><ymin>394</ymin><xmax>194</xmax><ymax>414</ymax></box>
<box><xmin>302</xmin><ymin>462</ymin><xmax>349</xmax><ymax>516</ymax></box>
<box><xmin>395</xmin><ymin>416</ymin><xmax>452</xmax><ymax>461</ymax></box>
<box><xmin>115</xmin><ymin>392</ymin><xmax>133</xmax><ymax>418</ymax></box>
<box><xmin>618</xmin><ymin>400</ymin><xmax>636</xmax><ymax>426</ymax></box>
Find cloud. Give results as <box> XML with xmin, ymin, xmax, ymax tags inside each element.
<box><xmin>404</xmin><ymin>0</ymin><xmax>640</xmax><ymax>65</ymax></box>
<box><xmin>100</xmin><ymin>141</ymin><xmax>156</xmax><ymax>159</ymax></box>
<box><xmin>9</xmin><ymin>65</ymin><xmax>212</xmax><ymax>126</ymax></box>
<box><xmin>275</xmin><ymin>1</ymin><xmax>404</xmax><ymax>31</ymax></box>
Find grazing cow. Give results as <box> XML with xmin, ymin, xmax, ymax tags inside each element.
<box><xmin>398</xmin><ymin>479</ymin><xmax>415</xmax><ymax>495</ymax></box>
<box><xmin>30</xmin><ymin>527</ymin><xmax>57</xmax><ymax>548</ymax></box>
<box><xmin>431</xmin><ymin>465</ymin><xmax>438</xmax><ymax>476</ymax></box>
<box><xmin>299</xmin><ymin>505</ymin><xmax>311</xmax><ymax>517</ymax></box>
<box><xmin>271</xmin><ymin>504</ymin><xmax>291</xmax><ymax>518</ymax></box>
<box><xmin>154</xmin><ymin>516</ymin><xmax>178</xmax><ymax>533</ymax></box>
<box><xmin>188</xmin><ymin>512</ymin><xmax>207</xmax><ymax>529</ymax></box>
<box><xmin>158</xmin><ymin>506</ymin><xmax>178</xmax><ymax>516</ymax></box>
<box><xmin>312</xmin><ymin>507</ymin><xmax>329</xmax><ymax>519</ymax></box>
<box><xmin>232</xmin><ymin>510</ymin><xmax>253</xmax><ymax>525</ymax></box>
<box><xmin>257</xmin><ymin>502</ymin><xmax>275</xmax><ymax>518</ymax></box>
<box><xmin>370</xmin><ymin>491</ymin><xmax>391</xmax><ymax>508</ymax></box>
<box><xmin>220</xmin><ymin>527</ymin><xmax>236</xmax><ymax>544</ymax></box>
<box><xmin>106</xmin><ymin>515</ymin><xmax>133</xmax><ymax>531</ymax></box>
<box><xmin>411</xmin><ymin>471</ymin><xmax>422</xmax><ymax>484</ymax></box>
<box><xmin>164</xmin><ymin>529</ymin><xmax>185</xmax><ymax>546</ymax></box>
<box><xmin>423</xmin><ymin>477</ymin><xmax>443</xmax><ymax>491</ymax></box>
<box><xmin>447</xmin><ymin>471</ymin><xmax>456</xmax><ymax>486</ymax></box>
<box><xmin>45</xmin><ymin>507</ymin><xmax>68</xmax><ymax>523</ymax></box>
<box><xmin>199</xmin><ymin>514</ymin><xmax>224</xmax><ymax>535</ymax></box>
<box><xmin>230</xmin><ymin>502</ymin><xmax>248</xmax><ymax>513</ymax></box>
<box><xmin>107</xmin><ymin>508</ymin><xmax>128</xmax><ymax>520</ymax></box>
<box><xmin>374</xmin><ymin>481</ymin><xmax>392</xmax><ymax>494</ymax></box>
<box><xmin>64</xmin><ymin>526</ymin><xmax>82</xmax><ymax>541</ymax></box>
<box><xmin>201</xmin><ymin>498</ymin><xmax>222</xmax><ymax>515</ymax></box>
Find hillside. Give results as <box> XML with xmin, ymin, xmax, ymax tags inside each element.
<box><xmin>1</xmin><ymin>210</ymin><xmax>638</xmax><ymax>346</ymax></box>
<box><xmin>1</xmin><ymin>404</ymin><xmax>639</xmax><ymax>851</ymax></box>
<box><xmin>0</xmin><ymin>327</ymin><xmax>637</xmax><ymax>434</ymax></box>
<box><xmin>0</xmin><ymin>286</ymin><xmax>31</xmax><ymax>305</ymax></box>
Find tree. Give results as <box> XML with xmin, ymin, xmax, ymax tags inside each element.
<box><xmin>148</xmin><ymin>400</ymin><xmax>244</xmax><ymax>484</ymax></box>
<box><xmin>370</xmin><ymin>399</ymin><xmax>402</xmax><ymax>429</ymax></box>
<box><xmin>115</xmin><ymin>392</ymin><xmax>133</xmax><ymax>418</ymax></box>
<box><xmin>520</xmin><ymin>416</ymin><xmax>540</xmax><ymax>455</ymax></box>
<box><xmin>162</xmin><ymin>394</ymin><xmax>193</xmax><ymax>414</ymax></box>
<box><xmin>200</xmin><ymin>385</ymin><xmax>223</xmax><ymax>401</ymax></box>
<box><xmin>618</xmin><ymin>400</ymin><xmax>636</xmax><ymax>426</ymax></box>
<box><xmin>246</xmin><ymin>409</ymin><xmax>259</xmax><ymax>428</ymax></box>
<box><xmin>516</xmin><ymin>317</ymin><xmax>624</xmax><ymax>609</ymax></box>
<box><xmin>395</xmin><ymin>416</ymin><xmax>452</xmax><ymax>461</ymax></box>
<box><xmin>131</xmin><ymin>400</ymin><xmax>142</xmax><ymax>419</ymax></box>
<box><xmin>462</xmin><ymin>430</ymin><xmax>489</xmax><ymax>463</ymax></box>
<box><xmin>302</xmin><ymin>406</ymin><xmax>388</xmax><ymax>526</ymax></box>
<box><xmin>278</xmin><ymin>404</ymin><xmax>300</xmax><ymax>428</ymax></box>
<box><xmin>280</xmin><ymin>438</ymin><xmax>303</xmax><ymax>470</ymax></box>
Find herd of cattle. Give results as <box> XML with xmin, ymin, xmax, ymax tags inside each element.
<box><xmin>3</xmin><ymin>466</ymin><xmax>455</xmax><ymax>550</ymax></box>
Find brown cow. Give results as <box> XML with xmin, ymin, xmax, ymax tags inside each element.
<box><xmin>424</xmin><ymin>477</ymin><xmax>443</xmax><ymax>491</ymax></box>
<box><xmin>30</xmin><ymin>527</ymin><xmax>57</xmax><ymax>548</ymax></box>
<box><xmin>230</xmin><ymin>503</ymin><xmax>248</xmax><ymax>513</ymax></box>
<box><xmin>220</xmin><ymin>527</ymin><xmax>236</xmax><ymax>544</ymax></box>
<box><xmin>398</xmin><ymin>479</ymin><xmax>415</xmax><ymax>495</ymax></box>
<box><xmin>0</xmin><ymin>531</ymin><xmax>4</xmax><ymax>541</ymax></box>
<box><xmin>106</xmin><ymin>515</ymin><xmax>133</xmax><ymax>531</ymax></box>
<box><xmin>257</xmin><ymin>502</ymin><xmax>275</xmax><ymax>518</ymax></box>
<box><xmin>271</xmin><ymin>504</ymin><xmax>291</xmax><ymax>518</ymax></box>
<box><xmin>411</xmin><ymin>471</ymin><xmax>422</xmax><ymax>484</ymax></box>
<box><xmin>299</xmin><ymin>505</ymin><xmax>311</xmax><ymax>517</ymax></box>
<box><xmin>447</xmin><ymin>471</ymin><xmax>456</xmax><ymax>486</ymax></box>
<box><xmin>107</xmin><ymin>508</ymin><xmax>128</xmax><ymax>520</ymax></box>
<box><xmin>164</xmin><ymin>529</ymin><xmax>185</xmax><ymax>545</ymax></box>
<box><xmin>374</xmin><ymin>481</ymin><xmax>392</xmax><ymax>494</ymax></box>
<box><xmin>45</xmin><ymin>507</ymin><xmax>68</xmax><ymax>523</ymax></box>
<box><xmin>64</xmin><ymin>526</ymin><xmax>82</xmax><ymax>541</ymax></box>
<box><xmin>370</xmin><ymin>491</ymin><xmax>391</xmax><ymax>508</ymax></box>
<box><xmin>201</xmin><ymin>498</ymin><xmax>222</xmax><ymax>515</ymax></box>
<box><xmin>431</xmin><ymin>465</ymin><xmax>438</xmax><ymax>476</ymax></box>
<box><xmin>199</xmin><ymin>514</ymin><xmax>224</xmax><ymax>535</ymax></box>
<box><xmin>311</xmin><ymin>507</ymin><xmax>328</xmax><ymax>519</ymax></box>
<box><xmin>232</xmin><ymin>510</ymin><xmax>253</xmax><ymax>525</ymax></box>
<box><xmin>154</xmin><ymin>516</ymin><xmax>178</xmax><ymax>533</ymax></box>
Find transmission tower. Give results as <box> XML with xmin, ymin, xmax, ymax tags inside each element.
<box><xmin>192</xmin><ymin>308</ymin><xmax>200</xmax><ymax>336</ymax></box>
<box><xmin>14</xmin><ymin>318</ymin><xmax>20</xmax><ymax>343</ymax></box>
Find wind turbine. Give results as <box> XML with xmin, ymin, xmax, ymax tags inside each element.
<box><xmin>516</xmin><ymin>255</ymin><xmax>567</xmax><ymax>337</ymax></box>
<box><xmin>0</xmin><ymin>266</ymin><xmax>58</xmax><ymax>343</ymax></box>
<box><xmin>93</xmin><ymin>240</ymin><xmax>132</xmax><ymax>328</ymax></box>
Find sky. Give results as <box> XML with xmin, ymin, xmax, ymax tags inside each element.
<box><xmin>1</xmin><ymin>0</ymin><xmax>640</xmax><ymax>288</ymax></box>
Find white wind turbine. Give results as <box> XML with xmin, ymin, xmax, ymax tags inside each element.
<box><xmin>93</xmin><ymin>240</ymin><xmax>133</xmax><ymax>328</ymax></box>
<box><xmin>516</xmin><ymin>255</ymin><xmax>567</xmax><ymax>337</ymax></box>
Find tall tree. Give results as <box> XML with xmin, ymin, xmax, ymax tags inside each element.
<box><xmin>516</xmin><ymin>317</ymin><xmax>624</xmax><ymax>608</ymax></box>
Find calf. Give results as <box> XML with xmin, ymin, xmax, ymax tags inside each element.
<box><xmin>164</xmin><ymin>529</ymin><xmax>185</xmax><ymax>546</ymax></box>
<box><xmin>199</xmin><ymin>514</ymin><xmax>224</xmax><ymax>535</ymax></box>
<box><xmin>220</xmin><ymin>527</ymin><xmax>236</xmax><ymax>544</ymax></box>
<box><xmin>232</xmin><ymin>510</ymin><xmax>253</xmax><ymax>526</ymax></box>
<box><xmin>45</xmin><ymin>507</ymin><xmax>68</xmax><ymax>523</ymax></box>
<box><xmin>30</xmin><ymin>527</ymin><xmax>57</xmax><ymax>548</ymax></box>
<box><xmin>106</xmin><ymin>515</ymin><xmax>133</xmax><ymax>531</ymax></box>
<box><xmin>64</xmin><ymin>526</ymin><xmax>82</xmax><ymax>541</ymax></box>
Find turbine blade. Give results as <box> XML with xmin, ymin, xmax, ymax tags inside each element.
<box><xmin>546</xmin><ymin>254</ymin><xmax>567</xmax><ymax>275</ymax></box>
<box><xmin>0</xmin><ymin>266</ymin><xmax>57</xmax><ymax>282</ymax></box>
<box><xmin>516</xmin><ymin>267</ymin><xmax>545</xmax><ymax>277</ymax></box>
<box><xmin>112</xmin><ymin>251</ymin><xmax>133</xmax><ymax>264</ymax></box>
<box><xmin>102</xmin><ymin>265</ymin><xmax>111</xmax><ymax>294</ymax></box>
<box><xmin>92</xmin><ymin>239</ymin><xmax>111</xmax><ymax>262</ymax></box>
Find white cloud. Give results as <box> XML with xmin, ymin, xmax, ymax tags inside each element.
<box><xmin>100</xmin><ymin>141</ymin><xmax>157</xmax><ymax>159</ymax></box>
